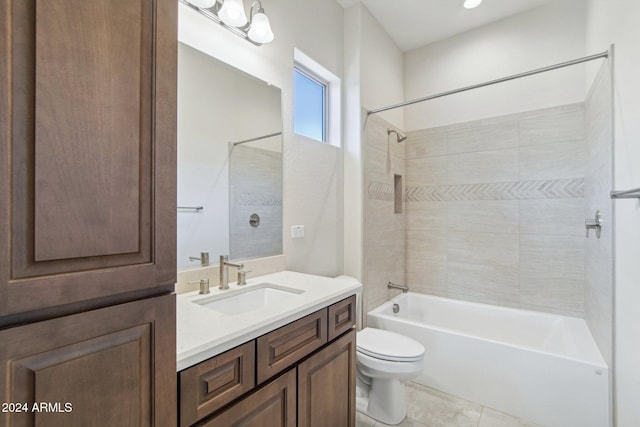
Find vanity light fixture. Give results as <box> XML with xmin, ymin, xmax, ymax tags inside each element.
<box><xmin>463</xmin><ymin>0</ymin><xmax>482</xmax><ymax>9</ymax></box>
<box><xmin>182</xmin><ymin>0</ymin><xmax>275</xmax><ymax>46</ymax></box>
<box><xmin>218</xmin><ymin>0</ymin><xmax>248</xmax><ymax>27</ymax></box>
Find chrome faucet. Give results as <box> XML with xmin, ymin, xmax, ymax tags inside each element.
<box><xmin>189</xmin><ymin>252</ymin><xmax>210</xmax><ymax>266</ymax></box>
<box><xmin>387</xmin><ymin>281</ymin><xmax>409</xmax><ymax>293</ymax></box>
<box><xmin>219</xmin><ymin>255</ymin><xmax>244</xmax><ymax>290</ymax></box>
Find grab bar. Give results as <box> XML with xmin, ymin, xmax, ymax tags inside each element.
<box><xmin>611</xmin><ymin>187</ymin><xmax>640</xmax><ymax>199</ymax></box>
<box><xmin>387</xmin><ymin>281</ymin><xmax>409</xmax><ymax>293</ymax></box>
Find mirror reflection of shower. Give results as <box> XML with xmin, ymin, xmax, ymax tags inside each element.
<box><xmin>387</xmin><ymin>128</ymin><xmax>407</xmax><ymax>143</ymax></box>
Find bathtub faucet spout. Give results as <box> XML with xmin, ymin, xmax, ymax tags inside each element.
<box><xmin>388</xmin><ymin>281</ymin><xmax>409</xmax><ymax>293</ymax></box>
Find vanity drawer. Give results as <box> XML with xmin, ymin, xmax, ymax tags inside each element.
<box><xmin>196</xmin><ymin>368</ymin><xmax>297</xmax><ymax>427</ymax></box>
<box><xmin>179</xmin><ymin>341</ymin><xmax>255</xmax><ymax>427</ymax></box>
<box><xmin>328</xmin><ymin>295</ymin><xmax>356</xmax><ymax>341</ymax></box>
<box><xmin>257</xmin><ymin>309</ymin><xmax>328</xmax><ymax>384</ymax></box>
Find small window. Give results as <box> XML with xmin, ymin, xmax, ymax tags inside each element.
<box><xmin>294</xmin><ymin>68</ymin><xmax>326</xmax><ymax>142</ymax></box>
<box><xmin>293</xmin><ymin>49</ymin><xmax>341</xmax><ymax>147</ymax></box>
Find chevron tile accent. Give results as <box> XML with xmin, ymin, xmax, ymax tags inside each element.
<box><xmin>368</xmin><ymin>181</ymin><xmax>394</xmax><ymax>201</ymax></box>
<box><xmin>234</xmin><ymin>192</ymin><xmax>282</xmax><ymax>207</ymax></box>
<box><xmin>405</xmin><ymin>178</ymin><xmax>584</xmax><ymax>202</ymax></box>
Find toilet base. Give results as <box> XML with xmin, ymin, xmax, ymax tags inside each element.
<box><xmin>357</xmin><ymin>377</ymin><xmax>407</xmax><ymax>425</ymax></box>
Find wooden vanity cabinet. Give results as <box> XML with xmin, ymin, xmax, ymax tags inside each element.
<box><xmin>298</xmin><ymin>330</ymin><xmax>356</xmax><ymax>427</ymax></box>
<box><xmin>182</xmin><ymin>295</ymin><xmax>357</xmax><ymax>427</ymax></box>
<box><xmin>0</xmin><ymin>0</ymin><xmax>178</xmax><ymax>426</ymax></box>
<box><xmin>0</xmin><ymin>0</ymin><xmax>177</xmax><ymax>319</ymax></box>
<box><xmin>0</xmin><ymin>294</ymin><xmax>176</xmax><ymax>427</ymax></box>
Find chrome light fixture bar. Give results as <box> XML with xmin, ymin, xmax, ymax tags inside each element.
<box><xmin>181</xmin><ymin>0</ymin><xmax>274</xmax><ymax>46</ymax></box>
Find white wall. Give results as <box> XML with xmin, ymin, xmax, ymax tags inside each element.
<box><xmin>586</xmin><ymin>1</ymin><xmax>640</xmax><ymax>425</ymax></box>
<box><xmin>359</xmin><ymin>6</ymin><xmax>404</xmax><ymax>130</ymax></box>
<box><xmin>404</xmin><ymin>0</ymin><xmax>588</xmax><ymax>131</ymax></box>
<box><xmin>179</xmin><ymin>0</ymin><xmax>345</xmax><ymax>276</ymax></box>
<box><xmin>343</xmin><ymin>4</ymin><xmax>404</xmax><ymax>281</ymax></box>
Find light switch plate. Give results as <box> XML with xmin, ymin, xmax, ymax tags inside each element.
<box><xmin>291</xmin><ymin>225</ymin><xmax>305</xmax><ymax>238</ymax></box>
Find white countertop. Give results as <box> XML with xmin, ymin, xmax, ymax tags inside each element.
<box><xmin>176</xmin><ymin>271</ymin><xmax>361</xmax><ymax>371</ymax></box>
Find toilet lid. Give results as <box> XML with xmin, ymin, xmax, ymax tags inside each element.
<box><xmin>357</xmin><ymin>328</ymin><xmax>425</xmax><ymax>362</ymax></box>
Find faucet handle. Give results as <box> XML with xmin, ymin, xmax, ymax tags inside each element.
<box><xmin>237</xmin><ymin>270</ymin><xmax>252</xmax><ymax>286</ymax></box>
<box><xmin>189</xmin><ymin>252</ymin><xmax>210</xmax><ymax>266</ymax></box>
<box><xmin>188</xmin><ymin>279</ymin><xmax>210</xmax><ymax>294</ymax></box>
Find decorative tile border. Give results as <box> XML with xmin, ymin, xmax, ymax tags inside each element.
<box><xmin>405</xmin><ymin>178</ymin><xmax>584</xmax><ymax>202</ymax></box>
<box><xmin>368</xmin><ymin>182</ymin><xmax>394</xmax><ymax>201</ymax></box>
<box><xmin>234</xmin><ymin>192</ymin><xmax>282</xmax><ymax>207</ymax></box>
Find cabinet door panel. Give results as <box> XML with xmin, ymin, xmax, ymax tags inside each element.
<box><xmin>0</xmin><ymin>0</ymin><xmax>177</xmax><ymax>316</ymax></box>
<box><xmin>198</xmin><ymin>369</ymin><xmax>296</xmax><ymax>427</ymax></box>
<box><xmin>33</xmin><ymin>0</ymin><xmax>149</xmax><ymax>261</ymax></box>
<box><xmin>0</xmin><ymin>294</ymin><xmax>176</xmax><ymax>427</ymax></box>
<box><xmin>298</xmin><ymin>329</ymin><xmax>356</xmax><ymax>427</ymax></box>
<box><xmin>180</xmin><ymin>341</ymin><xmax>256</xmax><ymax>427</ymax></box>
<box><xmin>328</xmin><ymin>295</ymin><xmax>356</xmax><ymax>341</ymax></box>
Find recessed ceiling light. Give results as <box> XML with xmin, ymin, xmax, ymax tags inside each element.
<box><xmin>464</xmin><ymin>0</ymin><xmax>483</xmax><ymax>9</ymax></box>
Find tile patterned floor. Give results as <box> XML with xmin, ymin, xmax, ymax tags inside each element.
<box><xmin>356</xmin><ymin>382</ymin><xmax>541</xmax><ymax>427</ymax></box>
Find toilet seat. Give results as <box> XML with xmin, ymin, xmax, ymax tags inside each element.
<box><xmin>357</xmin><ymin>327</ymin><xmax>424</xmax><ymax>362</ymax></box>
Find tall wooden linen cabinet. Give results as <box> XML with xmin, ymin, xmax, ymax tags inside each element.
<box><xmin>0</xmin><ymin>0</ymin><xmax>178</xmax><ymax>426</ymax></box>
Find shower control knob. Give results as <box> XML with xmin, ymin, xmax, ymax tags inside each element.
<box><xmin>585</xmin><ymin>210</ymin><xmax>602</xmax><ymax>239</ymax></box>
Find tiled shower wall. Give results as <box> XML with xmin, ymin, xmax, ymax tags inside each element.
<box><xmin>363</xmin><ymin>114</ymin><xmax>406</xmax><ymax>313</ymax></box>
<box><xmin>584</xmin><ymin>63</ymin><xmax>613</xmax><ymax>365</ymax></box>
<box><xmin>403</xmin><ymin>104</ymin><xmax>588</xmax><ymax>317</ymax></box>
<box><xmin>363</xmin><ymin>69</ymin><xmax>613</xmax><ymax>364</ymax></box>
<box><xmin>229</xmin><ymin>145</ymin><xmax>283</xmax><ymax>260</ymax></box>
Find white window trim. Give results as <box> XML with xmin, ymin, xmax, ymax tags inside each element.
<box><xmin>293</xmin><ymin>48</ymin><xmax>341</xmax><ymax>147</ymax></box>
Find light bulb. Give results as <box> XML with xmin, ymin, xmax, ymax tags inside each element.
<box><xmin>187</xmin><ymin>0</ymin><xmax>216</xmax><ymax>8</ymax></box>
<box><xmin>219</xmin><ymin>0</ymin><xmax>248</xmax><ymax>27</ymax></box>
<box><xmin>463</xmin><ymin>0</ymin><xmax>482</xmax><ymax>9</ymax></box>
<box><xmin>248</xmin><ymin>12</ymin><xmax>274</xmax><ymax>44</ymax></box>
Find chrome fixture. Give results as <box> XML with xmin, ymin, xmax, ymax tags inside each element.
<box><xmin>189</xmin><ymin>279</ymin><xmax>211</xmax><ymax>294</ymax></box>
<box><xmin>189</xmin><ymin>252</ymin><xmax>210</xmax><ymax>266</ymax></box>
<box><xmin>178</xmin><ymin>206</ymin><xmax>204</xmax><ymax>211</ymax></box>
<box><xmin>387</xmin><ymin>128</ymin><xmax>407</xmax><ymax>143</ymax></box>
<box><xmin>585</xmin><ymin>210</ymin><xmax>603</xmax><ymax>239</ymax></box>
<box><xmin>393</xmin><ymin>303</ymin><xmax>400</xmax><ymax>314</ymax></box>
<box><xmin>219</xmin><ymin>255</ymin><xmax>245</xmax><ymax>290</ymax></box>
<box><xmin>388</xmin><ymin>281</ymin><xmax>409</xmax><ymax>293</ymax></box>
<box><xmin>611</xmin><ymin>186</ymin><xmax>640</xmax><ymax>199</ymax></box>
<box><xmin>181</xmin><ymin>0</ymin><xmax>274</xmax><ymax>45</ymax></box>
<box><xmin>368</xmin><ymin>50</ymin><xmax>609</xmax><ymax>116</ymax></box>
<box><xmin>249</xmin><ymin>213</ymin><xmax>260</xmax><ymax>227</ymax></box>
<box><xmin>237</xmin><ymin>269</ymin><xmax>251</xmax><ymax>286</ymax></box>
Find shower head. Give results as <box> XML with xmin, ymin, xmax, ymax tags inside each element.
<box><xmin>387</xmin><ymin>128</ymin><xmax>407</xmax><ymax>143</ymax></box>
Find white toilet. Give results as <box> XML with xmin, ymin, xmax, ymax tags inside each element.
<box><xmin>356</xmin><ymin>327</ymin><xmax>425</xmax><ymax>425</ymax></box>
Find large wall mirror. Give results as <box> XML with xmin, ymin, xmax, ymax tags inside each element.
<box><xmin>177</xmin><ymin>43</ymin><xmax>283</xmax><ymax>269</ymax></box>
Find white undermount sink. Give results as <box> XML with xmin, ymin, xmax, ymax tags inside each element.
<box><xmin>192</xmin><ymin>283</ymin><xmax>305</xmax><ymax>316</ymax></box>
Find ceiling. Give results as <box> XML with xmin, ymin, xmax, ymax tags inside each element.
<box><xmin>337</xmin><ymin>0</ymin><xmax>560</xmax><ymax>51</ymax></box>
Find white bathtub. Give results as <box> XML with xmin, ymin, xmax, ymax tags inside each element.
<box><xmin>367</xmin><ymin>292</ymin><xmax>610</xmax><ymax>427</ymax></box>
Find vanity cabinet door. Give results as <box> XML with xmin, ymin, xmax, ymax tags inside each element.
<box><xmin>180</xmin><ymin>342</ymin><xmax>256</xmax><ymax>427</ymax></box>
<box><xmin>298</xmin><ymin>329</ymin><xmax>356</xmax><ymax>427</ymax></box>
<box><xmin>0</xmin><ymin>0</ymin><xmax>177</xmax><ymax>317</ymax></box>
<box><xmin>197</xmin><ymin>368</ymin><xmax>296</xmax><ymax>427</ymax></box>
<box><xmin>0</xmin><ymin>294</ymin><xmax>176</xmax><ymax>427</ymax></box>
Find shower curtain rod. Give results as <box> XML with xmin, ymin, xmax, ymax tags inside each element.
<box><xmin>367</xmin><ymin>50</ymin><xmax>609</xmax><ymax>116</ymax></box>
<box><xmin>232</xmin><ymin>131</ymin><xmax>282</xmax><ymax>146</ymax></box>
